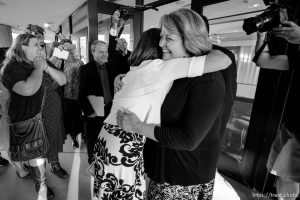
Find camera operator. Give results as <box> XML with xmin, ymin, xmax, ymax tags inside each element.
<box><xmin>254</xmin><ymin>20</ymin><xmax>300</xmax><ymax>200</ymax></box>
<box><xmin>108</xmin><ymin>9</ymin><xmax>131</xmax><ymax>92</ymax></box>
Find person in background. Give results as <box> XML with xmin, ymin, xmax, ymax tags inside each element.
<box><xmin>78</xmin><ymin>40</ymin><xmax>113</xmax><ymax>164</ymax></box>
<box><xmin>60</xmin><ymin>39</ymin><xmax>84</xmax><ymax>149</ymax></box>
<box><xmin>1</xmin><ymin>33</ymin><xmax>54</xmax><ymax>200</ymax></box>
<box><xmin>25</xmin><ymin>24</ymin><xmax>66</xmax><ymax>60</ymax></box>
<box><xmin>42</xmin><ymin>55</ymin><xmax>68</xmax><ymax>179</ymax></box>
<box><xmin>0</xmin><ymin>47</ymin><xmax>10</xmax><ymax>168</ymax></box>
<box><xmin>117</xmin><ymin>8</ymin><xmax>228</xmax><ymax>200</ymax></box>
<box><xmin>255</xmin><ymin>20</ymin><xmax>300</xmax><ymax>200</ymax></box>
<box><xmin>26</xmin><ymin>24</ymin><xmax>68</xmax><ymax>179</ymax></box>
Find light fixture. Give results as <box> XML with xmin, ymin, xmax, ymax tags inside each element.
<box><xmin>44</xmin><ymin>21</ymin><xmax>55</xmax><ymax>28</ymax></box>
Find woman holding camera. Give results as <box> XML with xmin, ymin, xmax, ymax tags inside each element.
<box><xmin>1</xmin><ymin>33</ymin><xmax>54</xmax><ymax>200</ymax></box>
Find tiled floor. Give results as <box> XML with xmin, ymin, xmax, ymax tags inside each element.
<box><xmin>0</xmin><ymin>134</ymin><xmax>269</xmax><ymax>200</ymax></box>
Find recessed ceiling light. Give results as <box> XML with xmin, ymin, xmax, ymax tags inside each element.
<box><xmin>248</xmin><ymin>3</ymin><xmax>260</xmax><ymax>8</ymax></box>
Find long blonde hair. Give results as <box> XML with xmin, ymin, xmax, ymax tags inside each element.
<box><xmin>160</xmin><ymin>8</ymin><xmax>212</xmax><ymax>56</ymax></box>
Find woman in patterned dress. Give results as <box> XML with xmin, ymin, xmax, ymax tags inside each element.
<box><xmin>91</xmin><ymin>26</ymin><xmax>231</xmax><ymax>199</ymax></box>
<box><xmin>42</xmin><ymin>62</ymin><xmax>68</xmax><ymax>178</ymax></box>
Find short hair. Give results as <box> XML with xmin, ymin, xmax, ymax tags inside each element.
<box><xmin>3</xmin><ymin>34</ymin><xmax>36</xmax><ymax>67</ymax></box>
<box><xmin>90</xmin><ymin>40</ymin><xmax>107</xmax><ymax>53</ymax></box>
<box><xmin>128</xmin><ymin>28</ymin><xmax>162</xmax><ymax>66</ymax></box>
<box><xmin>160</xmin><ymin>8</ymin><xmax>212</xmax><ymax>56</ymax></box>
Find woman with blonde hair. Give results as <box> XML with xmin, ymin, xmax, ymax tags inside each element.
<box><xmin>92</xmin><ymin>8</ymin><xmax>231</xmax><ymax>199</ymax></box>
<box><xmin>118</xmin><ymin>8</ymin><xmax>228</xmax><ymax>199</ymax></box>
<box><xmin>1</xmin><ymin>33</ymin><xmax>54</xmax><ymax>199</ymax></box>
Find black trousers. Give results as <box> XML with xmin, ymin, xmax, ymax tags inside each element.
<box><xmin>84</xmin><ymin>116</ymin><xmax>104</xmax><ymax>164</ymax></box>
<box><xmin>64</xmin><ymin>98</ymin><xmax>84</xmax><ymax>138</ymax></box>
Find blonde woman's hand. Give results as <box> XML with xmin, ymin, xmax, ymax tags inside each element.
<box><xmin>116</xmin><ymin>109</ymin><xmax>140</xmax><ymax>132</ymax></box>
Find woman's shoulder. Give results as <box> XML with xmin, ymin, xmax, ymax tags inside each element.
<box><xmin>4</xmin><ymin>60</ymin><xmax>33</xmax><ymax>77</ymax></box>
<box><xmin>4</xmin><ymin>60</ymin><xmax>31</xmax><ymax>71</ymax></box>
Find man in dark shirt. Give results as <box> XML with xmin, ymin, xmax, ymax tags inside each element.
<box><xmin>78</xmin><ymin>40</ymin><xmax>113</xmax><ymax>164</ymax></box>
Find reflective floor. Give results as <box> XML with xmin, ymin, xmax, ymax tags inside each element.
<box><xmin>0</xmin><ymin>134</ymin><xmax>269</xmax><ymax>200</ymax></box>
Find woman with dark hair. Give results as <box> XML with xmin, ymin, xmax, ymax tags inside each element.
<box><xmin>117</xmin><ymin>8</ymin><xmax>229</xmax><ymax>200</ymax></box>
<box><xmin>1</xmin><ymin>33</ymin><xmax>54</xmax><ymax>200</ymax></box>
<box><xmin>91</xmin><ymin>27</ymin><xmax>230</xmax><ymax>199</ymax></box>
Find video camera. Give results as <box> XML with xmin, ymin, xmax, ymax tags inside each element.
<box><xmin>243</xmin><ymin>0</ymin><xmax>291</xmax><ymax>35</ymax></box>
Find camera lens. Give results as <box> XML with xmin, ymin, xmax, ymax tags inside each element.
<box><xmin>243</xmin><ymin>17</ymin><xmax>258</xmax><ymax>35</ymax></box>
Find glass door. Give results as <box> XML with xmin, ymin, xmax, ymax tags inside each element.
<box><xmin>72</xmin><ymin>28</ymin><xmax>88</xmax><ymax>64</ymax></box>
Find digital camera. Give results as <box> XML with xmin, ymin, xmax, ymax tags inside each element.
<box><xmin>242</xmin><ymin>0</ymin><xmax>291</xmax><ymax>35</ymax></box>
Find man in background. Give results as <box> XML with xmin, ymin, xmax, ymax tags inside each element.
<box><xmin>78</xmin><ymin>40</ymin><xmax>113</xmax><ymax>164</ymax></box>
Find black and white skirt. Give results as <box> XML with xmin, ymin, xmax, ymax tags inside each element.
<box><xmin>147</xmin><ymin>179</ymin><xmax>215</xmax><ymax>200</ymax></box>
<box><xmin>92</xmin><ymin>123</ymin><xmax>146</xmax><ymax>200</ymax></box>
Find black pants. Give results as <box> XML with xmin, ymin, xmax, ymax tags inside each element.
<box><xmin>84</xmin><ymin>116</ymin><xmax>104</xmax><ymax>164</ymax></box>
<box><xmin>64</xmin><ymin>98</ymin><xmax>84</xmax><ymax>138</ymax></box>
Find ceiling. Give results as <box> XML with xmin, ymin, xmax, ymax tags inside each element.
<box><xmin>0</xmin><ymin>0</ymin><xmax>86</xmax><ymax>30</ymax></box>
<box><xmin>0</xmin><ymin>0</ymin><xmax>267</xmax><ymax>43</ymax></box>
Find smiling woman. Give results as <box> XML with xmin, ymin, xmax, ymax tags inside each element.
<box><xmin>1</xmin><ymin>33</ymin><xmax>54</xmax><ymax>199</ymax></box>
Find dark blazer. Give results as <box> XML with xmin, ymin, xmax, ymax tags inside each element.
<box><xmin>78</xmin><ymin>60</ymin><xmax>113</xmax><ymax>118</ymax></box>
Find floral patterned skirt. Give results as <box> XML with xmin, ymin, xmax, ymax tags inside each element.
<box><xmin>92</xmin><ymin>123</ymin><xmax>146</xmax><ymax>200</ymax></box>
<box><xmin>147</xmin><ymin>179</ymin><xmax>215</xmax><ymax>200</ymax></box>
